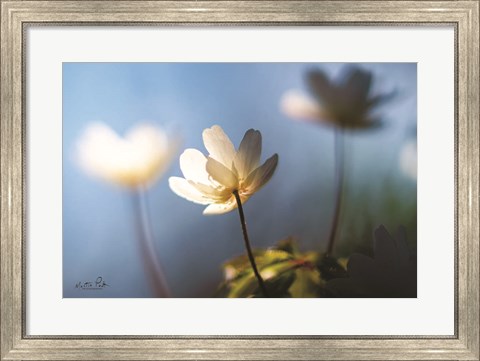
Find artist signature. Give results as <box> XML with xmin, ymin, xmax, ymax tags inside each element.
<box><xmin>75</xmin><ymin>276</ymin><xmax>109</xmax><ymax>290</ymax></box>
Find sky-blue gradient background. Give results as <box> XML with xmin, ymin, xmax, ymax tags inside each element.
<box><xmin>63</xmin><ymin>63</ymin><xmax>417</xmax><ymax>298</ymax></box>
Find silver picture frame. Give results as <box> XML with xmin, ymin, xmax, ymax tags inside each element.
<box><xmin>1</xmin><ymin>1</ymin><xmax>478</xmax><ymax>359</ymax></box>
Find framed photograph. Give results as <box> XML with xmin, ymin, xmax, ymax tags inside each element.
<box><xmin>1</xmin><ymin>1</ymin><xmax>478</xmax><ymax>360</ymax></box>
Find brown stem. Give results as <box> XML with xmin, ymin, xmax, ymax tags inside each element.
<box><xmin>132</xmin><ymin>188</ymin><xmax>171</xmax><ymax>297</ymax></box>
<box><xmin>326</xmin><ymin>129</ymin><xmax>345</xmax><ymax>256</ymax></box>
<box><xmin>233</xmin><ymin>190</ymin><xmax>269</xmax><ymax>298</ymax></box>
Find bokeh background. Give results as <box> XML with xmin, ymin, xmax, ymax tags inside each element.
<box><xmin>63</xmin><ymin>63</ymin><xmax>417</xmax><ymax>298</ymax></box>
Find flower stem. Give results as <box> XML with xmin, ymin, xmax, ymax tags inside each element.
<box><xmin>233</xmin><ymin>190</ymin><xmax>269</xmax><ymax>298</ymax></box>
<box><xmin>132</xmin><ymin>188</ymin><xmax>171</xmax><ymax>298</ymax></box>
<box><xmin>326</xmin><ymin>129</ymin><xmax>345</xmax><ymax>256</ymax></box>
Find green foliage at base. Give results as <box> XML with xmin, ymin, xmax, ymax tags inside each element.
<box><xmin>216</xmin><ymin>238</ymin><xmax>348</xmax><ymax>298</ymax></box>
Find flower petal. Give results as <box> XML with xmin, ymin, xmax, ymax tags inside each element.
<box><xmin>342</xmin><ymin>68</ymin><xmax>372</xmax><ymax>104</ymax></box>
<box><xmin>77</xmin><ymin>123</ymin><xmax>176</xmax><ymax>188</ymax></box>
<box><xmin>202</xmin><ymin>125</ymin><xmax>236</xmax><ymax>167</ymax></box>
<box><xmin>307</xmin><ymin>70</ymin><xmax>335</xmax><ymax>104</ymax></box>
<box><xmin>234</xmin><ymin>129</ymin><xmax>262</xmax><ymax>179</ymax></box>
<box><xmin>188</xmin><ymin>180</ymin><xmax>227</xmax><ymax>201</ymax></box>
<box><xmin>280</xmin><ymin>90</ymin><xmax>324</xmax><ymax>122</ymax></box>
<box><xmin>76</xmin><ymin>123</ymin><xmax>124</xmax><ymax>177</ymax></box>
<box><xmin>206</xmin><ymin>157</ymin><xmax>239</xmax><ymax>189</ymax></box>
<box><xmin>244</xmin><ymin>154</ymin><xmax>278</xmax><ymax>192</ymax></box>
<box><xmin>125</xmin><ymin>124</ymin><xmax>179</xmax><ymax>184</ymax></box>
<box><xmin>202</xmin><ymin>194</ymin><xmax>250</xmax><ymax>215</ymax></box>
<box><xmin>168</xmin><ymin>177</ymin><xmax>212</xmax><ymax>205</ymax></box>
<box><xmin>126</xmin><ymin>124</ymin><xmax>169</xmax><ymax>155</ymax></box>
<box><xmin>203</xmin><ymin>199</ymin><xmax>237</xmax><ymax>215</ymax></box>
<box><xmin>179</xmin><ymin>148</ymin><xmax>210</xmax><ymax>184</ymax></box>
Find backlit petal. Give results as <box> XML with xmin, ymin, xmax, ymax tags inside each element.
<box><xmin>202</xmin><ymin>125</ymin><xmax>236</xmax><ymax>167</ymax></box>
<box><xmin>203</xmin><ymin>198</ymin><xmax>237</xmax><ymax>215</ymax></box>
<box><xmin>202</xmin><ymin>194</ymin><xmax>249</xmax><ymax>215</ymax></box>
<box><xmin>206</xmin><ymin>157</ymin><xmax>238</xmax><ymax>189</ymax></box>
<box><xmin>179</xmin><ymin>148</ymin><xmax>210</xmax><ymax>183</ymax></box>
<box><xmin>244</xmin><ymin>154</ymin><xmax>278</xmax><ymax>192</ymax></box>
<box><xmin>168</xmin><ymin>177</ymin><xmax>212</xmax><ymax>205</ymax></box>
<box><xmin>234</xmin><ymin>129</ymin><xmax>262</xmax><ymax>179</ymax></box>
<box><xmin>188</xmin><ymin>180</ymin><xmax>228</xmax><ymax>201</ymax></box>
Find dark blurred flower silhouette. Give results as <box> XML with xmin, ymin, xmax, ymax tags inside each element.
<box><xmin>281</xmin><ymin>66</ymin><xmax>397</xmax><ymax>257</ymax></box>
<box><xmin>281</xmin><ymin>66</ymin><xmax>394</xmax><ymax>129</ymax></box>
<box><xmin>327</xmin><ymin>225</ymin><xmax>416</xmax><ymax>297</ymax></box>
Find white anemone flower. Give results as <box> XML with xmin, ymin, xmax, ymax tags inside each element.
<box><xmin>169</xmin><ymin>125</ymin><xmax>278</xmax><ymax>215</ymax></box>
<box><xmin>77</xmin><ymin>122</ymin><xmax>178</xmax><ymax>188</ymax></box>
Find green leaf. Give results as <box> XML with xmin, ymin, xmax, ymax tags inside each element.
<box><xmin>218</xmin><ymin>237</ymin><xmax>348</xmax><ymax>298</ymax></box>
<box><xmin>289</xmin><ymin>267</ymin><xmax>323</xmax><ymax>298</ymax></box>
<box><xmin>227</xmin><ymin>257</ymin><xmax>300</xmax><ymax>298</ymax></box>
<box><xmin>274</xmin><ymin>237</ymin><xmax>300</xmax><ymax>255</ymax></box>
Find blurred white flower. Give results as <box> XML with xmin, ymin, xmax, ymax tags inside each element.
<box><xmin>169</xmin><ymin>125</ymin><xmax>278</xmax><ymax>215</ymax></box>
<box><xmin>281</xmin><ymin>67</ymin><xmax>394</xmax><ymax>129</ymax></box>
<box><xmin>76</xmin><ymin>122</ymin><xmax>178</xmax><ymax>188</ymax></box>
<box><xmin>399</xmin><ymin>140</ymin><xmax>417</xmax><ymax>181</ymax></box>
